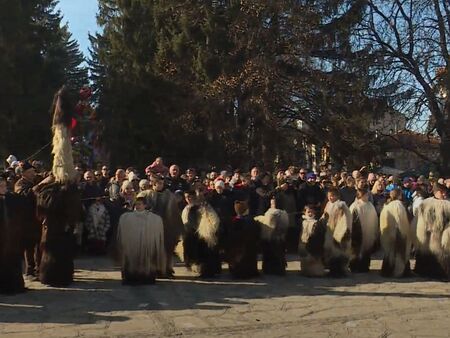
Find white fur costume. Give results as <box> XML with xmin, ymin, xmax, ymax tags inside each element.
<box><xmin>350</xmin><ymin>199</ymin><xmax>379</xmax><ymax>257</ymax></box>
<box><xmin>380</xmin><ymin>200</ymin><xmax>412</xmax><ymax>277</ymax></box>
<box><xmin>299</xmin><ymin>216</ymin><xmax>326</xmax><ymax>277</ymax></box>
<box><xmin>414</xmin><ymin>197</ymin><xmax>450</xmax><ymax>279</ymax></box>
<box><xmin>117</xmin><ymin>211</ymin><xmax>166</xmax><ymax>276</ymax></box>
<box><xmin>323</xmin><ymin>200</ymin><xmax>352</xmax><ymax>276</ymax></box>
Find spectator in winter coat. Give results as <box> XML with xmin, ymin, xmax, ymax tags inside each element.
<box><xmin>339</xmin><ymin>177</ymin><xmax>356</xmax><ymax>207</ymax></box>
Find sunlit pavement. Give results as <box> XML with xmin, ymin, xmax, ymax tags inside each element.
<box><xmin>1</xmin><ymin>256</ymin><xmax>449</xmax><ymax>337</ymax></box>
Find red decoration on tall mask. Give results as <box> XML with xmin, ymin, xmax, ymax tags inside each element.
<box><xmin>71</xmin><ymin>118</ymin><xmax>77</xmax><ymax>130</ymax></box>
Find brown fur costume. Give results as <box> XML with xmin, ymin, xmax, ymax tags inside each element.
<box><xmin>36</xmin><ymin>86</ymin><xmax>82</xmax><ymax>287</ymax></box>
<box><xmin>37</xmin><ymin>183</ymin><xmax>82</xmax><ymax>286</ymax></box>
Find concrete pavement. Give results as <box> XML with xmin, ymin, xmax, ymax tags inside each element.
<box><xmin>1</xmin><ymin>256</ymin><xmax>450</xmax><ymax>337</ymax></box>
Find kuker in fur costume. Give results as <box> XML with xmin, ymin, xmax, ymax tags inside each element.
<box><xmin>380</xmin><ymin>198</ymin><xmax>412</xmax><ymax>277</ymax></box>
<box><xmin>36</xmin><ymin>86</ymin><xmax>82</xmax><ymax>287</ymax></box>
<box><xmin>414</xmin><ymin>196</ymin><xmax>450</xmax><ymax>279</ymax></box>
<box><xmin>117</xmin><ymin>204</ymin><xmax>166</xmax><ymax>285</ymax></box>
<box><xmin>322</xmin><ymin>200</ymin><xmax>352</xmax><ymax>277</ymax></box>
<box><xmin>138</xmin><ymin>179</ymin><xmax>183</xmax><ymax>276</ymax></box>
<box><xmin>179</xmin><ymin>194</ymin><xmax>221</xmax><ymax>278</ymax></box>
<box><xmin>0</xmin><ymin>186</ymin><xmax>27</xmax><ymax>294</ymax></box>
<box><xmin>225</xmin><ymin>201</ymin><xmax>260</xmax><ymax>279</ymax></box>
<box><xmin>299</xmin><ymin>206</ymin><xmax>327</xmax><ymax>277</ymax></box>
<box><xmin>349</xmin><ymin>195</ymin><xmax>379</xmax><ymax>273</ymax></box>
<box><xmin>254</xmin><ymin>199</ymin><xmax>289</xmax><ymax>275</ymax></box>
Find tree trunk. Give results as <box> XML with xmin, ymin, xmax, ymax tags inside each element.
<box><xmin>438</xmin><ymin>127</ymin><xmax>450</xmax><ymax>176</ymax></box>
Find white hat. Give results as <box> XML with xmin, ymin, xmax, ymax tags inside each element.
<box><xmin>6</xmin><ymin>155</ymin><xmax>17</xmax><ymax>166</ymax></box>
<box><xmin>214</xmin><ymin>180</ymin><xmax>225</xmax><ymax>188</ymax></box>
<box><xmin>128</xmin><ymin>172</ymin><xmax>139</xmax><ymax>181</ymax></box>
<box><xmin>139</xmin><ymin>179</ymin><xmax>149</xmax><ymax>189</ymax></box>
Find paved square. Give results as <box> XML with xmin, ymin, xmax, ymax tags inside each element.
<box><xmin>1</xmin><ymin>256</ymin><xmax>449</xmax><ymax>337</ymax></box>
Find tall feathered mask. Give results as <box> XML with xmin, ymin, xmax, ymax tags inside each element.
<box><xmin>50</xmin><ymin>86</ymin><xmax>77</xmax><ymax>183</ymax></box>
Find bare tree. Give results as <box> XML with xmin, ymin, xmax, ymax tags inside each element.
<box><xmin>357</xmin><ymin>0</ymin><xmax>450</xmax><ymax>174</ymax></box>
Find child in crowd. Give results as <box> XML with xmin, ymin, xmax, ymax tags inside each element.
<box><xmin>85</xmin><ymin>196</ymin><xmax>111</xmax><ymax>255</ymax></box>
<box><xmin>299</xmin><ymin>205</ymin><xmax>327</xmax><ymax>277</ymax></box>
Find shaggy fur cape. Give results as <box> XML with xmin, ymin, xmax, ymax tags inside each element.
<box><xmin>414</xmin><ymin>197</ymin><xmax>450</xmax><ymax>279</ymax></box>
<box><xmin>37</xmin><ymin>86</ymin><xmax>81</xmax><ymax>287</ymax></box>
<box><xmin>380</xmin><ymin>200</ymin><xmax>412</xmax><ymax>277</ymax></box>
<box><xmin>299</xmin><ymin>216</ymin><xmax>327</xmax><ymax>277</ymax></box>
<box><xmin>138</xmin><ymin>189</ymin><xmax>183</xmax><ymax>275</ymax></box>
<box><xmin>37</xmin><ymin>183</ymin><xmax>82</xmax><ymax>286</ymax></box>
<box><xmin>178</xmin><ymin>203</ymin><xmax>221</xmax><ymax>277</ymax></box>
<box><xmin>117</xmin><ymin>211</ymin><xmax>166</xmax><ymax>283</ymax></box>
<box><xmin>323</xmin><ymin>200</ymin><xmax>352</xmax><ymax>276</ymax></box>
<box><xmin>0</xmin><ymin>194</ymin><xmax>26</xmax><ymax>294</ymax></box>
<box><xmin>349</xmin><ymin>199</ymin><xmax>379</xmax><ymax>272</ymax></box>
<box><xmin>254</xmin><ymin>208</ymin><xmax>289</xmax><ymax>275</ymax></box>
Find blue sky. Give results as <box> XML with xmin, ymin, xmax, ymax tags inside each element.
<box><xmin>56</xmin><ymin>0</ymin><xmax>99</xmax><ymax>57</ymax></box>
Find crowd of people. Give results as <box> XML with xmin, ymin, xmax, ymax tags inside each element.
<box><xmin>1</xmin><ymin>153</ymin><xmax>450</xmax><ymax>291</ymax></box>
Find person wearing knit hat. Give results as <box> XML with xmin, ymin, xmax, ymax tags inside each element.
<box><xmin>401</xmin><ymin>177</ymin><xmax>413</xmax><ymax>205</ymax></box>
<box><xmin>297</xmin><ymin>172</ymin><xmax>325</xmax><ymax>214</ymax></box>
<box><xmin>14</xmin><ymin>161</ymin><xmax>40</xmax><ymax>281</ymax></box>
<box><xmin>306</xmin><ymin>173</ymin><xmax>317</xmax><ymax>181</ymax></box>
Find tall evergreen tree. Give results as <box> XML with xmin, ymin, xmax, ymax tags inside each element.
<box><xmin>0</xmin><ymin>0</ymin><xmax>87</xmax><ymax>163</ymax></box>
<box><xmin>92</xmin><ymin>0</ymin><xmax>385</xmax><ymax>169</ymax></box>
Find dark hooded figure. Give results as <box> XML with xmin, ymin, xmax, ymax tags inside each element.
<box><xmin>225</xmin><ymin>200</ymin><xmax>260</xmax><ymax>278</ymax></box>
<box><xmin>0</xmin><ymin>175</ymin><xmax>27</xmax><ymax>294</ymax></box>
<box><xmin>35</xmin><ymin>86</ymin><xmax>82</xmax><ymax>287</ymax></box>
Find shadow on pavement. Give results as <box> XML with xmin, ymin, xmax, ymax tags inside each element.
<box><xmin>0</xmin><ymin>256</ymin><xmax>448</xmax><ymax>325</ymax></box>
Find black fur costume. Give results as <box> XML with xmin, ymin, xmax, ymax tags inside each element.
<box><xmin>349</xmin><ymin>199</ymin><xmax>379</xmax><ymax>273</ymax></box>
<box><xmin>225</xmin><ymin>212</ymin><xmax>260</xmax><ymax>279</ymax></box>
<box><xmin>0</xmin><ymin>193</ymin><xmax>27</xmax><ymax>294</ymax></box>
<box><xmin>181</xmin><ymin>203</ymin><xmax>221</xmax><ymax>278</ymax></box>
<box><xmin>254</xmin><ymin>208</ymin><xmax>289</xmax><ymax>275</ymax></box>
<box><xmin>299</xmin><ymin>216</ymin><xmax>327</xmax><ymax>277</ymax></box>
